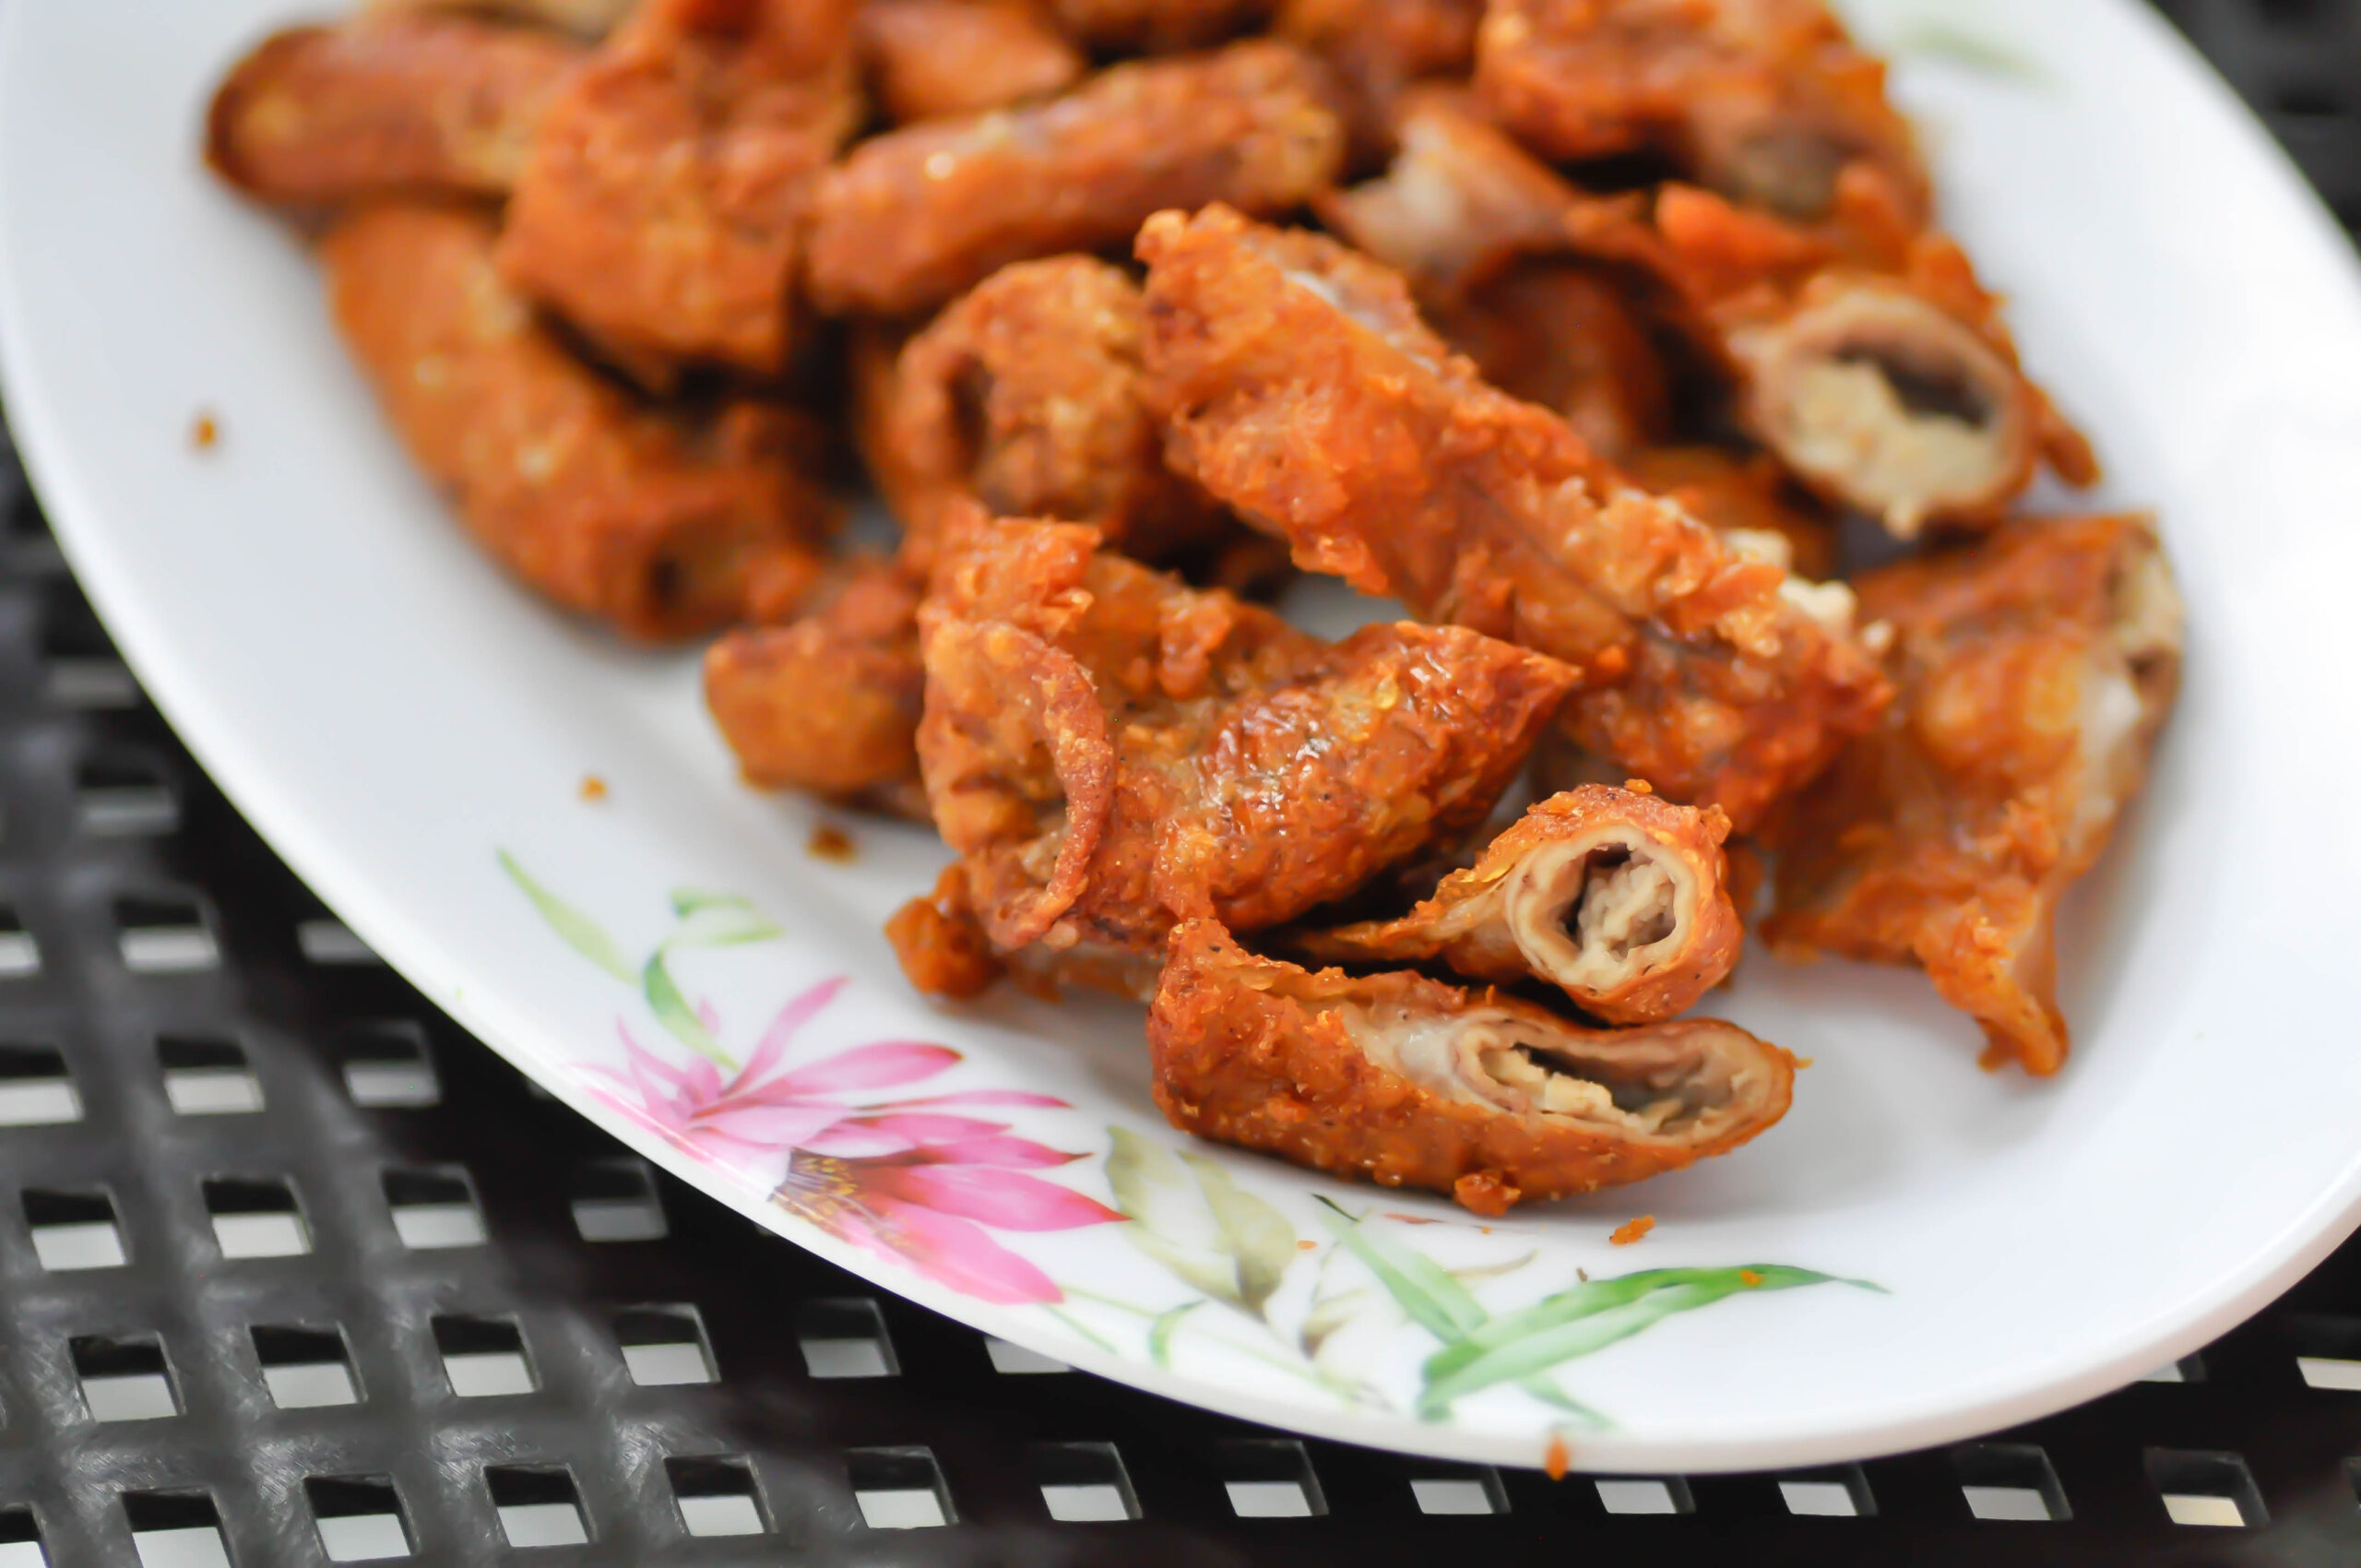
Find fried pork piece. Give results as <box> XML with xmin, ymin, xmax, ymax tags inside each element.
<box><xmin>917</xmin><ymin>516</ymin><xmax>1580</xmax><ymax>957</ymax></box>
<box><xmin>1436</xmin><ymin>262</ymin><xmax>1671</xmax><ymax>461</ymax></box>
<box><xmin>704</xmin><ymin>557</ymin><xmax>927</xmax><ymax>813</ymax></box>
<box><xmin>1474</xmin><ymin>0</ymin><xmax>1927</xmax><ymax>223</ymax></box>
<box><xmin>1152</xmin><ymin>919</ymin><xmax>1795</xmax><ymax>1214</ymax></box>
<box><xmin>858</xmin><ymin>0</ymin><xmax>1084</xmax><ymax>123</ymax></box>
<box><xmin>325</xmin><ymin>204</ymin><xmax>831</xmax><ymax>640</ymax></box>
<box><xmin>869</xmin><ymin>256</ymin><xmax>1233</xmax><ymax>572</ymax></box>
<box><xmin>1046</xmin><ymin>0</ymin><xmax>1274</xmax><ymax>52</ymax></box>
<box><xmin>1138</xmin><ymin>205</ymin><xmax>1888</xmax><ymax>833</ymax></box>
<box><xmin>364</xmin><ymin>0</ymin><xmax>634</xmax><ymax>38</ymax></box>
<box><xmin>1765</xmin><ymin>514</ymin><xmax>2184</xmax><ymax>1075</ymax></box>
<box><xmin>207</xmin><ymin>16</ymin><xmax>584</xmax><ymax>206</ymax></box>
<box><xmin>806</xmin><ymin>41</ymin><xmax>1345</xmax><ymax>317</ymax></box>
<box><xmin>1274</xmin><ymin>0</ymin><xmax>1483</xmax><ymax>155</ymax></box>
<box><xmin>496</xmin><ymin>0</ymin><xmax>859</xmax><ymax>380</ymax></box>
<box><xmin>1299</xmin><ymin>784</ymin><xmax>1741</xmax><ymax>1025</ymax></box>
<box><xmin>1621</xmin><ymin>445</ymin><xmax>1834</xmax><ymax>578</ymax></box>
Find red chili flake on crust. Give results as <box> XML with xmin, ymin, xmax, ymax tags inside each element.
<box><xmin>578</xmin><ymin>774</ymin><xmax>609</xmax><ymax>802</ymax></box>
<box><xmin>808</xmin><ymin>824</ymin><xmax>858</xmax><ymax>862</ymax></box>
<box><xmin>1608</xmin><ymin>1215</ymin><xmax>1655</xmax><ymax>1246</ymax></box>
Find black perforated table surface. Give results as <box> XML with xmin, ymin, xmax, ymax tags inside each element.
<box><xmin>0</xmin><ymin>6</ymin><xmax>2355</xmax><ymax>1564</ymax></box>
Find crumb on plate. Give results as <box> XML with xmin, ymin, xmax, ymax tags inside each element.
<box><xmin>808</xmin><ymin>823</ymin><xmax>857</xmax><ymax>862</ymax></box>
<box><xmin>1609</xmin><ymin>1214</ymin><xmax>1655</xmax><ymax>1246</ymax></box>
<box><xmin>579</xmin><ymin>773</ymin><xmax>609</xmax><ymax>802</ymax></box>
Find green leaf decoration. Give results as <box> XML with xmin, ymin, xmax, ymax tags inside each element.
<box><xmin>500</xmin><ymin>851</ymin><xmax>635</xmax><ymax>984</ymax></box>
<box><xmin>1316</xmin><ymin>1197</ymin><xmax>1488</xmax><ymax>1344</ymax></box>
<box><xmin>1888</xmin><ymin>21</ymin><xmax>2045</xmax><ymax>84</ymax></box>
<box><xmin>668</xmin><ymin>890</ymin><xmax>783</xmax><ymax>949</ymax></box>
<box><xmin>1147</xmin><ymin>1301</ymin><xmax>1202</xmax><ymax>1367</ymax></box>
<box><xmin>1106</xmin><ymin>1128</ymin><xmax>1299</xmax><ymax>1313</ymax></box>
<box><xmin>642</xmin><ymin>951</ymin><xmax>734</xmax><ymax>1069</ymax></box>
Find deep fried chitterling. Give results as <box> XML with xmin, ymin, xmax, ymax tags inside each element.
<box><xmin>1046</xmin><ymin>0</ymin><xmax>1274</xmax><ymax>53</ymax></box>
<box><xmin>1273</xmin><ymin>0</ymin><xmax>1483</xmax><ymax>157</ymax></box>
<box><xmin>1765</xmin><ymin>514</ymin><xmax>2184</xmax><ymax>1076</ymax></box>
<box><xmin>806</xmin><ymin>41</ymin><xmax>1344</xmax><ymax>317</ymax></box>
<box><xmin>1437</xmin><ymin>262</ymin><xmax>1672</xmax><ymax>461</ymax></box>
<box><xmin>875</xmin><ymin>256</ymin><xmax>1231</xmax><ymax>571</ymax></box>
<box><xmin>705</xmin><ymin>557</ymin><xmax>927</xmax><ymax>812</ymax></box>
<box><xmin>1621</xmin><ymin>445</ymin><xmax>1834</xmax><ymax>579</ymax></box>
<box><xmin>495</xmin><ymin>0</ymin><xmax>860</xmax><ymax>379</ymax></box>
<box><xmin>858</xmin><ymin>0</ymin><xmax>1084</xmax><ymax>124</ymax></box>
<box><xmin>1150</xmin><ymin>919</ymin><xmax>1795</xmax><ymax>1215</ymax></box>
<box><xmin>1299</xmin><ymin>785</ymin><xmax>1742</xmax><ymax>1025</ymax></box>
<box><xmin>1474</xmin><ymin>0</ymin><xmax>1926</xmax><ymax>223</ymax></box>
<box><xmin>363</xmin><ymin>0</ymin><xmax>634</xmax><ymax>39</ymax></box>
<box><xmin>207</xmin><ymin>16</ymin><xmax>585</xmax><ymax>206</ymax></box>
<box><xmin>917</xmin><ymin>517</ymin><xmax>1580</xmax><ymax>956</ymax></box>
<box><xmin>325</xmin><ymin>203</ymin><xmax>832</xmax><ymax>640</ymax></box>
<box><xmin>1137</xmin><ymin>205</ymin><xmax>1888</xmax><ymax>832</ymax></box>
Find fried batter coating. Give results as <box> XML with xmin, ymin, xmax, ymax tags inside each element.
<box><xmin>1437</xmin><ymin>262</ymin><xmax>1671</xmax><ymax>461</ymax></box>
<box><xmin>1274</xmin><ymin>0</ymin><xmax>1482</xmax><ymax>156</ymax></box>
<box><xmin>1765</xmin><ymin>514</ymin><xmax>2184</xmax><ymax>1075</ymax></box>
<box><xmin>1300</xmin><ymin>784</ymin><xmax>1741</xmax><ymax>1025</ymax></box>
<box><xmin>806</xmin><ymin>41</ymin><xmax>1345</xmax><ymax>317</ymax></box>
<box><xmin>325</xmin><ymin>203</ymin><xmax>832</xmax><ymax>639</ymax></box>
<box><xmin>1621</xmin><ymin>445</ymin><xmax>1835</xmax><ymax>578</ymax></box>
<box><xmin>705</xmin><ymin>557</ymin><xmax>927</xmax><ymax>812</ymax></box>
<box><xmin>364</xmin><ymin>0</ymin><xmax>634</xmax><ymax>39</ymax></box>
<box><xmin>858</xmin><ymin>0</ymin><xmax>1084</xmax><ymax>123</ymax></box>
<box><xmin>870</xmin><ymin>255</ymin><xmax>1233</xmax><ymax>572</ymax></box>
<box><xmin>1474</xmin><ymin>0</ymin><xmax>1926</xmax><ymax>223</ymax></box>
<box><xmin>496</xmin><ymin>0</ymin><xmax>860</xmax><ymax>379</ymax></box>
<box><xmin>918</xmin><ymin>516</ymin><xmax>1580</xmax><ymax>957</ymax></box>
<box><xmin>1046</xmin><ymin>0</ymin><xmax>1274</xmax><ymax>53</ymax></box>
<box><xmin>1151</xmin><ymin>919</ymin><xmax>1795</xmax><ymax>1214</ymax></box>
<box><xmin>207</xmin><ymin>16</ymin><xmax>585</xmax><ymax>207</ymax></box>
<box><xmin>1137</xmin><ymin>205</ymin><xmax>1887</xmax><ymax>832</ymax></box>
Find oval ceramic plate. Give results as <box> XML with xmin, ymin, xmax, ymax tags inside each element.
<box><xmin>5</xmin><ymin>0</ymin><xmax>2361</xmax><ymax>1479</ymax></box>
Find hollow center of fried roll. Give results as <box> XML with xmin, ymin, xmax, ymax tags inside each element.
<box><xmin>1501</xmin><ymin>835</ymin><xmax>1687</xmax><ymax>999</ymax></box>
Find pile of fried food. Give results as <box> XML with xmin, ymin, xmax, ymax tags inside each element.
<box><xmin>208</xmin><ymin>0</ymin><xmax>2184</xmax><ymax>1216</ymax></box>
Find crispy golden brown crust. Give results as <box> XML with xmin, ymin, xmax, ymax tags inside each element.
<box><xmin>887</xmin><ymin>864</ymin><xmax>1012</xmax><ymax>999</ymax></box>
<box><xmin>806</xmin><ymin>41</ymin><xmax>1345</xmax><ymax>317</ymax></box>
<box><xmin>1150</xmin><ymin>919</ymin><xmax>1794</xmax><ymax>1213</ymax></box>
<box><xmin>494</xmin><ymin>0</ymin><xmax>859</xmax><ymax>379</ymax></box>
<box><xmin>704</xmin><ymin>557</ymin><xmax>926</xmax><ymax>804</ymax></box>
<box><xmin>1620</xmin><ymin>444</ymin><xmax>1836</xmax><ymax>580</ymax></box>
<box><xmin>1137</xmin><ymin>204</ymin><xmax>1888</xmax><ymax>832</ymax></box>
<box><xmin>1438</xmin><ymin>262</ymin><xmax>1672</xmax><ymax>462</ymax></box>
<box><xmin>1765</xmin><ymin>514</ymin><xmax>2184</xmax><ymax>1075</ymax></box>
<box><xmin>324</xmin><ymin>202</ymin><xmax>832</xmax><ymax>640</ymax></box>
<box><xmin>1048</xmin><ymin>0</ymin><xmax>1275</xmax><ymax>52</ymax></box>
<box><xmin>207</xmin><ymin>16</ymin><xmax>585</xmax><ymax>207</ymax></box>
<box><xmin>916</xmin><ymin>516</ymin><xmax>1581</xmax><ymax>956</ymax></box>
<box><xmin>1299</xmin><ymin>784</ymin><xmax>1742</xmax><ymax>1024</ymax></box>
<box><xmin>364</xmin><ymin>0</ymin><xmax>634</xmax><ymax>40</ymax></box>
<box><xmin>1274</xmin><ymin>0</ymin><xmax>1482</xmax><ymax>157</ymax></box>
<box><xmin>857</xmin><ymin>0</ymin><xmax>1084</xmax><ymax>123</ymax></box>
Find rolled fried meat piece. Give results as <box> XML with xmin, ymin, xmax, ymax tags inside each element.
<box><xmin>806</xmin><ymin>41</ymin><xmax>1345</xmax><ymax>317</ymax></box>
<box><xmin>1765</xmin><ymin>514</ymin><xmax>2184</xmax><ymax>1075</ymax></box>
<box><xmin>207</xmin><ymin>16</ymin><xmax>585</xmax><ymax>206</ymax></box>
<box><xmin>1137</xmin><ymin>204</ymin><xmax>1888</xmax><ymax>833</ymax></box>
<box><xmin>1300</xmin><ymin>784</ymin><xmax>1741</xmax><ymax>1025</ymax></box>
<box><xmin>1473</xmin><ymin>0</ymin><xmax>1927</xmax><ymax>223</ymax></box>
<box><xmin>364</xmin><ymin>0</ymin><xmax>635</xmax><ymax>39</ymax></box>
<box><xmin>914</xmin><ymin>514</ymin><xmax>1580</xmax><ymax>959</ymax></box>
<box><xmin>325</xmin><ymin>203</ymin><xmax>832</xmax><ymax>640</ymax></box>
<box><xmin>1152</xmin><ymin>919</ymin><xmax>1796</xmax><ymax>1215</ymax></box>
<box><xmin>704</xmin><ymin>557</ymin><xmax>928</xmax><ymax>814</ymax></box>
<box><xmin>495</xmin><ymin>0</ymin><xmax>860</xmax><ymax>380</ymax></box>
<box><xmin>857</xmin><ymin>0</ymin><xmax>1084</xmax><ymax>123</ymax></box>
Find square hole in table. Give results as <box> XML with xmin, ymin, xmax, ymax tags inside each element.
<box><xmin>986</xmin><ymin>1336</ymin><xmax>1070</xmax><ymax>1374</ymax></box>
<box><xmin>203</xmin><ymin>1178</ymin><xmax>309</xmax><ymax>1259</ymax></box>
<box><xmin>1596</xmin><ymin>1477</ymin><xmax>1693</xmax><ymax>1515</ymax></box>
<box><xmin>0</xmin><ymin>915</ymin><xmax>40</xmax><ymax>981</ymax></box>
<box><xmin>1031</xmin><ymin>1443</ymin><xmax>1140</xmax><ymax>1524</ymax></box>
<box><xmin>1216</xmin><ymin>1440</ymin><xmax>1326</xmax><ymax>1519</ymax></box>
<box><xmin>847</xmin><ymin>1449</ymin><xmax>954</xmax><ymax>1530</ymax></box>
<box><xmin>298</xmin><ymin>920</ymin><xmax>378</xmax><ymax>967</ymax></box>
<box><xmin>484</xmin><ymin>1467</ymin><xmax>588</xmax><ymax>1549</ymax></box>
<box><xmin>23</xmin><ymin>1189</ymin><xmax>123</xmax><ymax>1271</ymax></box>
<box><xmin>568</xmin><ymin>1158</ymin><xmax>666</xmax><ymax>1242</ymax></box>
<box><xmin>75</xmin><ymin>755</ymin><xmax>176</xmax><ymax>837</ymax></box>
<box><xmin>2141</xmin><ymin>1354</ymin><xmax>2207</xmax><ymax>1384</ymax></box>
<box><xmin>382</xmin><ymin>1167</ymin><xmax>485</xmax><ymax>1249</ymax></box>
<box><xmin>1409</xmin><ymin>1466</ymin><xmax>1507</xmax><ymax>1516</ymax></box>
<box><xmin>1778</xmin><ymin>1467</ymin><xmax>1875</xmax><ymax>1517</ymax></box>
<box><xmin>158</xmin><ymin>1037</ymin><xmax>260</xmax><ymax>1116</ymax></box>
<box><xmin>307</xmin><ymin>1477</ymin><xmax>409</xmax><ymax>1562</ymax></box>
<box><xmin>1954</xmin><ymin>1443</ymin><xmax>2070</xmax><ymax>1522</ymax></box>
<box><xmin>337</xmin><ymin>1023</ymin><xmax>437</xmax><ymax>1108</ymax></box>
<box><xmin>114</xmin><ymin>897</ymin><xmax>219</xmax><ymax>974</ymax></box>
<box><xmin>252</xmin><ymin>1325</ymin><xmax>360</xmax><ymax>1409</ymax></box>
<box><xmin>72</xmin><ymin>1336</ymin><xmax>179</xmax><ymax>1423</ymax></box>
<box><xmin>615</xmin><ymin>1307</ymin><xmax>715</xmax><ymax>1386</ymax></box>
<box><xmin>2148</xmin><ymin>1449</ymin><xmax>2266</xmax><ymax>1528</ymax></box>
<box><xmin>122</xmin><ymin>1492</ymin><xmax>228</xmax><ymax>1568</ymax></box>
<box><xmin>432</xmin><ymin>1316</ymin><xmax>535</xmax><ymax>1398</ymax></box>
<box><xmin>0</xmin><ymin>1510</ymin><xmax>42</xmax><ymax>1568</ymax></box>
<box><xmin>0</xmin><ymin>1045</ymin><xmax>76</xmax><ymax>1125</ymax></box>
<box><xmin>666</xmin><ymin>1456</ymin><xmax>766</xmax><ymax>1538</ymax></box>
<box><xmin>798</xmin><ymin>1299</ymin><xmax>896</xmax><ymax>1379</ymax></box>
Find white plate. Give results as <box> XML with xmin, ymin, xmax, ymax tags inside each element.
<box><xmin>5</xmin><ymin>0</ymin><xmax>2361</xmax><ymax>1479</ymax></box>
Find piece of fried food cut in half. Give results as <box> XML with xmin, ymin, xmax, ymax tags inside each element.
<box><xmin>207</xmin><ymin>15</ymin><xmax>585</xmax><ymax>206</ymax></box>
<box><xmin>325</xmin><ymin>203</ymin><xmax>832</xmax><ymax>640</ymax></box>
<box><xmin>806</xmin><ymin>40</ymin><xmax>1344</xmax><ymax>317</ymax></box>
<box><xmin>1765</xmin><ymin>513</ymin><xmax>2183</xmax><ymax>1075</ymax></box>
<box><xmin>914</xmin><ymin>514</ymin><xmax>1581</xmax><ymax>959</ymax></box>
<box><xmin>705</xmin><ymin>556</ymin><xmax>928</xmax><ymax>815</ymax></box>
<box><xmin>1137</xmin><ymin>204</ymin><xmax>1888</xmax><ymax>833</ymax></box>
<box><xmin>857</xmin><ymin>0</ymin><xmax>1084</xmax><ymax>124</ymax></box>
<box><xmin>1152</xmin><ymin>919</ymin><xmax>1795</xmax><ymax>1215</ymax></box>
<box><xmin>496</xmin><ymin>0</ymin><xmax>860</xmax><ymax>380</ymax></box>
<box><xmin>1299</xmin><ymin>784</ymin><xmax>1741</xmax><ymax>1025</ymax></box>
